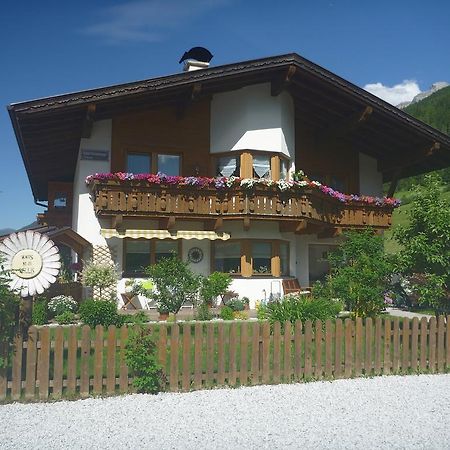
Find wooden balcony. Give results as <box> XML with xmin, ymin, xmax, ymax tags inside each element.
<box><xmin>89</xmin><ymin>181</ymin><xmax>394</xmax><ymax>229</ymax></box>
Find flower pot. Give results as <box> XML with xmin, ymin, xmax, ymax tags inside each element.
<box><xmin>159</xmin><ymin>312</ymin><xmax>169</xmax><ymax>321</ymax></box>
<box><xmin>244</xmin><ymin>304</ymin><xmax>250</xmax><ymax>311</ymax></box>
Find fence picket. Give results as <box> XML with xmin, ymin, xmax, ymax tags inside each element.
<box><xmin>344</xmin><ymin>319</ymin><xmax>353</xmax><ymax>378</ymax></box>
<box><xmin>170</xmin><ymin>324</ymin><xmax>179</xmax><ymax>391</ymax></box>
<box><xmin>206</xmin><ymin>323</ymin><xmax>214</xmax><ymax>385</ymax></box>
<box><xmin>240</xmin><ymin>322</ymin><xmax>248</xmax><ymax>385</ymax></box>
<box><xmin>11</xmin><ymin>333</ymin><xmax>23</xmax><ymax>401</ymax></box>
<box><xmin>158</xmin><ymin>325</ymin><xmax>167</xmax><ymax>376</ymax></box>
<box><xmin>383</xmin><ymin>319</ymin><xmax>391</xmax><ymax>375</ymax></box>
<box><xmin>182</xmin><ymin>323</ymin><xmax>191</xmax><ymax>392</ymax></box>
<box><xmin>53</xmin><ymin>327</ymin><xmax>64</xmax><ymax>398</ymax></box>
<box><xmin>80</xmin><ymin>325</ymin><xmax>90</xmax><ymax>397</ymax></box>
<box><xmin>334</xmin><ymin>319</ymin><xmax>342</xmax><ymax>378</ymax></box>
<box><xmin>428</xmin><ymin>317</ymin><xmax>436</xmax><ymax>373</ymax></box>
<box><xmin>364</xmin><ymin>318</ymin><xmax>373</xmax><ymax>375</ymax></box>
<box><xmin>106</xmin><ymin>326</ymin><xmax>116</xmax><ymax>395</ymax></box>
<box><xmin>66</xmin><ymin>326</ymin><xmax>77</xmax><ymax>395</ymax></box>
<box><xmin>283</xmin><ymin>321</ymin><xmax>292</xmax><ymax>382</ymax></box>
<box><xmin>194</xmin><ymin>323</ymin><xmax>203</xmax><ymax>389</ymax></box>
<box><xmin>250</xmin><ymin>322</ymin><xmax>260</xmax><ymax>385</ymax></box>
<box><xmin>273</xmin><ymin>322</ymin><xmax>281</xmax><ymax>383</ymax></box>
<box><xmin>392</xmin><ymin>318</ymin><xmax>400</xmax><ymax>373</ymax></box>
<box><xmin>411</xmin><ymin>318</ymin><xmax>419</xmax><ymax>371</ymax></box>
<box><xmin>0</xmin><ymin>343</ymin><xmax>9</xmax><ymax>400</ymax></box>
<box><xmin>315</xmin><ymin>320</ymin><xmax>322</xmax><ymax>379</ymax></box>
<box><xmin>119</xmin><ymin>326</ymin><xmax>129</xmax><ymax>393</ymax></box>
<box><xmin>229</xmin><ymin>322</ymin><xmax>237</xmax><ymax>386</ymax></box>
<box><xmin>217</xmin><ymin>323</ymin><xmax>225</xmax><ymax>385</ymax></box>
<box><xmin>262</xmin><ymin>321</ymin><xmax>270</xmax><ymax>384</ymax></box>
<box><xmin>374</xmin><ymin>318</ymin><xmax>382</xmax><ymax>374</ymax></box>
<box><xmin>325</xmin><ymin>320</ymin><xmax>332</xmax><ymax>378</ymax></box>
<box><xmin>304</xmin><ymin>320</ymin><xmax>312</xmax><ymax>379</ymax></box>
<box><xmin>93</xmin><ymin>325</ymin><xmax>104</xmax><ymax>395</ymax></box>
<box><xmin>419</xmin><ymin>318</ymin><xmax>428</xmax><ymax>371</ymax></box>
<box><xmin>294</xmin><ymin>321</ymin><xmax>302</xmax><ymax>380</ymax></box>
<box><xmin>446</xmin><ymin>316</ymin><xmax>450</xmax><ymax>371</ymax></box>
<box><xmin>401</xmin><ymin>319</ymin><xmax>410</xmax><ymax>372</ymax></box>
<box><xmin>437</xmin><ymin>316</ymin><xmax>445</xmax><ymax>373</ymax></box>
<box><xmin>38</xmin><ymin>327</ymin><xmax>50</xmax><ymax>400</ymax></box>
<box><xmin>354</xmin><ymin>318</ymin><xmax>362</xmax><ymax>377</ymax></box>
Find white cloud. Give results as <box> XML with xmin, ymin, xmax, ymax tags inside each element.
<box><xmin>363</xmin><ymin>80</ymin><xmax>422</xmax><ymax>106</ymax></box>
<box><xmin>83</xmin><ymin>0</ymin><xmax>230</xmax><ymax>43</ymax></box>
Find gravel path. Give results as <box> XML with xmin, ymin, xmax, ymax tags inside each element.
<box><xmin>386</xmin><ymin>308</ymin><xmax>433</xmax><ymax>319</ymax></box>
<box><xmin>1</xmin><ymin>374</ymin><xmax>449</xmax><ymax>449</ymax></box>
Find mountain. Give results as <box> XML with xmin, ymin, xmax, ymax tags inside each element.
<box><xmin>397</xmin><ymin>82</ymin><xmax>449</xmax><ymax>110</ymax></box>
<box><xmin>0</xmin><ymin>228</ymin><xmax>15</xmax><ymax>236</ymax></box>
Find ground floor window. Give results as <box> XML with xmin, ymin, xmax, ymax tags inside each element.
<box><xmin>124</xmin><ymin>239</ymin><xmax>179</xmax><ymax>276</ymax></box>
<box><xmin>212</xmin><ymin>240</ymin><xmax>290</xmax><ymax>277</ymax></box>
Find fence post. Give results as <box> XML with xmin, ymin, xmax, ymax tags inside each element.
<box><xmin>392</xmin><ymin>318</ymin><xmax>400</xmax><ymax>373</ymax></box>
<box><xmin>240</xmin><ymin>322</ymin><xmax>248</xmax><ymax>385</ymax></box>
<box><xmin>169</xmin><ymin>323</ymin><xmax>180</xmax><ymax>391</ymax></box>
<box><xmin>401</xmin><ymin>318</ymin><xmax>410</xmax><ymax>372</ymax></box>
<box><xmin>106</xmin><ymin>325</ymin><xmax>116</xmax><ymax>395</ymax></box>
<box><xmin>294</xmin><ymin>321</ymin><xmax>302</xmax><ymax>380</ymax></box>
<box><xmin>206</xmin><ymin>323</ymin><xmax>214</xmax><ymax>386</ymax></box>
<box><xmin>344</xmin><ymin>318</ymin><xmax>353</xmax><ymax>378</ymax></box>
<box><xmin>354</xmin><ymin>317</ymin><xmax>363</xmax><ymax>377</ymax></box>
<box><xmin>261</xmin><ymin>321</ymin><xmax>270</xmax><ymax>384</ymax></box>
<box><xmin>324</xmin><ymin>320</ymin><xmax>332</xmax><ymax>378</ymax></box>
<box><xmin>53</xmin><ymin>326</ymin><xmax>64</xmax><ymax>398</ymax></box>
<box><xmin>66</xmin><ymin>326</ymin><xmax>77</xmax><ymax>395</ymax></box>
<box><xmin>304</xmin><ymin>320</ymin><xmax>312</xmax><ymax>379</ymax></box>
<box><xmin>334</xmin><ymin>319</ymin><xmax>343</xmax><ymax>378</ymax></box>
<box><xmin>182</xmin><ymin>323</ymin><xmax>191</xmax><ymax>392</ymax></box>
<box><xmin>314</xmin><ymin>320</ymin><xmax>323</xmax><ymax>379</ymax></box>
<box><xmin>273</xmin><ymin>322</ymin><xmax>281</xmax><ymax>383</ymax></box>
<box><xmin>410</xmin><ymin>318</ymin><xmax>419</xmax><ymax>372</ymax></box>
<box><xmin>119</xmin><ymin>326</ymin><xmax>129</xmax><ymax>393</ymax></box>
<box><xmin>38</xmin><ymin>327</ymin><xmax>50</xmax><ymax>400</ymax></box>
<box><xmin>250</xmin><ymin>322</ymin><xmax>260</xmax><ymax>385</ymax></box>
<box><xmin>383</xmin><ymin>318</ymin><xmax>391</xmax><ymax>375</ymax></box>
<box><xmin>11</xmin><ymin>333</ymin><xmax>23</xmax><ymax>401</ymax></box>
<box><xmin>283</xmin><ymin>321</ymin><xmax>292</xmax><ymax>382</ymax></box>
<box><xmin>217</xmin><ymin>322</ymin><xmax>225</xmax><ymax>385</ymax></box>
<box><xmin>93</xmin><ymin>325</ymin><xmax>104</xmax><ymax>395</ymax></box>
<box><xmin>428</xmin><ymin>317</ymin><xmax>436</xmax><ymax>373</ymax></box>
<box><xmin>80</xmin><ymin>325</ymin><xmax>91</xmax><ymax>397</ymax></box>
<box><xmin>437</xmin><ymin>316</ymin><xmax>445</xmax><ymax>373</ymax></box>
<box><xmin>419</xmin><ymin>317</ymin><xmax>428</xmax><ymax>371</ymax></box>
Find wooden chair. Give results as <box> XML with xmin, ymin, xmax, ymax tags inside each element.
<box><xmin>120</xmin><ymin>293</ymin><xmax>140</xmax><ymax>310</ymax></box>
<box><xmin>282</xmin><ymin>278</ymin><xmax>312</xmax><ymax>296</ymax></box>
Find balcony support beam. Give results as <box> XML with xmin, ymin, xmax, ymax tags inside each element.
<box><xmin>159</xmin><ymin>216</ymin><xmax>176</xmax><ymax>230</ymax></box>
<box><xmin>317</xmin><ymin>227</ymin><xmax>343</xmax><ymax>239</ymax></box>
<box><xmin>204</xmin><ymin>218</ymin><xmax>223</xmax><ymax>231</ymax></box>
<box><xmin>112</xmin><ymin>214</ymin><xmax>123</xmax><ymax>230</ymax></box>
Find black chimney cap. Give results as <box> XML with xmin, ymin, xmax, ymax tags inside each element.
<box><xmin>179</xmin><ymin>47</ymin><xmax>213</xmax><ymax>64</ymax></box>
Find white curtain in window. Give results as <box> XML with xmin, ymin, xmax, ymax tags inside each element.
<box><xmin>253</xmin><ymin>155</ymin><xmax>270</xmax><ymax>179</ymax></box>
<box><xmin>217</xmin><ymin>156</ymin><xmax>237</xmax><ymax>177</ymax></box>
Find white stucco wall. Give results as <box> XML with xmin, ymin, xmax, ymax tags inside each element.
<box><xmin>72</xmin><ymin>120</ymin><xmax>112</xmax><ymax>245</ymax></box>
<box><xmin>210</xmin><ymin>83</ymin><xmax>294</xmax><ymax>157</ymax></box>
<box><xmin>359</xmin><ymin>152</ymin><xmax>383</xmax><ymax>196</ymax></box>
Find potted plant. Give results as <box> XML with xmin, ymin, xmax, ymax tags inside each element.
<box><xmin>157</xmin><ymin>304</ymin><xmax>170</xmax><ymax>321</ymax></box>
<box><xmin>242</xmin><ymin>296</ymin><xmax>250</xmax><ymax>310</ymax></box>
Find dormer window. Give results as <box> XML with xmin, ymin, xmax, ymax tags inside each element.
<box><xmin>216</xmin><ymin>155</ymin><xmax>239</xmax><ymax>177</ymax></box>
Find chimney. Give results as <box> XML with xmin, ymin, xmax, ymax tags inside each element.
<box><xmin>183</xmin><ymin>60</ymin><xmax>210</xmax><ymax>72</ymax></box>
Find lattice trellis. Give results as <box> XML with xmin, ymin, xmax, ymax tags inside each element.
<box><xmin>91</xmin><ymin>244</ymin><xmax>117</xmax><ymax>300</ymax></box>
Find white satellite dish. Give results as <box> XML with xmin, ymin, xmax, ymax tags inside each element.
<box><xmin>0</xmin><ymin>230</ymin><xmax>61</xmax><ymax>297</ymax></box>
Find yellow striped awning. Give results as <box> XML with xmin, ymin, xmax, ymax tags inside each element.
<box><xmin>100</xmin><ymin>229</ymin><xmax>230</xmax><ymax>240</ymax></box>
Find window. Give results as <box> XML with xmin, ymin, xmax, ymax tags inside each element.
<box><xmin>155</xmin><ymin>241</ymin><xmax>178</xmax><ymax>263</ymax></box>
<box><xmin>124</xmin><ymin>240</ymin><xmax>151</xmax><ymax>276</ymax></box>
<box><xmin>280</xmin><ymin>242</ymin><xmax>289</xmax><ymax>276</ymax></box>
<box><xmin>158</xmin><ymin>154</ymin><xmax>180</xmax><ymax>176</ymax></box>
<box><xmin>127</xmin><ymin>154</ymin><xmax>151</xmax><ymax>174</ymax></box>
<box><xmin>54</xmin><ymin>193</ymin><xmax>67</xmax><ymax>209</ymax></box>
<box><xmin>214</xmin><ymin>242</ymin><xmax>241</xmax><ymax>274</ymax></box>
<box><xmin>280</xmin><ymin>159</ymin><xmax>289</xmax><ymax>180</ymax></box>
<box><xmin>253</xmin><ymin>154</ymin><xmax>271</xmax><ymax>179</ymax></box>
<box><xmin>252</xmin><ymin>242</ymin><xmax>272</xmax><ymax>275</ymax></box>
<box><xmin>124</xmin><ymin>240</ymin><xmax>180</xmax><ymax>276</ymax></box>
<box><xmin>216</xmin><ymin>155</ymin><xmax>239</xmax><ymax>177</ymax></box>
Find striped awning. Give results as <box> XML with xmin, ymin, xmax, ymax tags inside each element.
<box><xmin>100</xmin><ymin>229</ymin><xmax>230</xmax><ymax>240</ymax></box>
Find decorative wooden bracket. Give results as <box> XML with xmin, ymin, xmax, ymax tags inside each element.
<box><xmin>204</xmin><ymin>218</ymin><xmax>223</xmax><ymax>231</ymax></box>
<box><xmin>317</xmin><ymin>227</ymin><xmax>342</xmax><ymax>239</ymax></box>
<box><xmin>243</xmin><ymin>217</ymin><xmax>251</xmax><ymax>231</ymax></box>
<box><xmin>386</xmin><ymin>169</ymin><xmax>402</xmax><ymax>198</ymax></box>
<box><xmin>112</xmin><ymin>214</ymin><xmax>123</xmax><ymax>230</ymax></box>
<box><xmin>271</xmin><ymin>66</ymin><xmax>297</xmax><ymax>96</ymax></box>
<box><xmin>81</xmin><ymin>104</ymin><xmax>96</xmax><ymax>138</ymax></box>
<box><xmin>159</xmin><ymin>216</ymin><xmax>176</xmax><ymax>230</ymax></box>
<box><xmin>176</xmin><ymin>83</ymin><xmax>202</xmax><ymax>120</ymax></box>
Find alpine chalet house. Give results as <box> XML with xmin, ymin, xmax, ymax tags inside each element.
<box><xmin>8</xmin><ymin>51</ymin><xmax>450</xmax><ymax>307</ymax></box>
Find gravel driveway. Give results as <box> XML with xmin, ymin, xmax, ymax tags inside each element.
<box><xmin>1</xmin><ymin>374</ymin><xmax>449</xmax><ymax>449</ymax></box>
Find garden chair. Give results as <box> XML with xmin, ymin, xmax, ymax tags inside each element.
<box><xmin>120</xmin><ymin>292</ymin><xmax>140</xmax><ymax>310</ymax></box>
<box><xmin>282</xmin><ymin>278</ymin><xmax>312</xmax><ymax>296</ymax></box>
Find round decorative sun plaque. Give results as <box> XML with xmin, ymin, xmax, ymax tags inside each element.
<box><xmin>0</xmin><ymin>230</ymin><xmax>61</xmax><ymax>297</ymax></box>
<box><xmin>188</xmin><ymin>247</ymin><xmax>203</xmax><ymax>263</ymax></box>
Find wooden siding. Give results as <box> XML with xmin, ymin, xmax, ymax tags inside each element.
<box><xmin>111</xmin><ymin>100</ymin><xmax>211</xmax><ymax>176</ymax></box>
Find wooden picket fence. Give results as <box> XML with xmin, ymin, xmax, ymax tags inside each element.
<box><xmin>0</xmin><ymin>316</ymin><xmax>449</xmax><ymax>402</ymax></box>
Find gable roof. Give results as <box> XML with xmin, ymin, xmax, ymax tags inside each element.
<box><xmin>8</xmin><ymin>53</ymin><xmax>450</xmax><ymax>201</ymax></box>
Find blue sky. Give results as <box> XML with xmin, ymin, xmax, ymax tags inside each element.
<box><xmin>1</xmin><ymin>0</ymin><xmax>449</xmax><ymax>230</ymax></box>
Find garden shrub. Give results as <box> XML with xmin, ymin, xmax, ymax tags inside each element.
<box><xmin>255</xmin><ymin>301</ymin><xmax>268</xmax><ymax>320</ymax></box>
<box><xmin>55</xmin><ymin>311</ymin><xmax>77</xmax><ymax>325</ymax></box>
<box><xmin>195</xmin><ymin>302</ymin><xmax>213</xmax><ymax>321</ymax></box>
<box><xmin>32</xmin><ymin>297</ymin><xmax>48</xmax><ymax>325</ymax></box>
<box><xmin>265</xmin><ymin>296</ymin><xmax>341</xmax><ymax>326</ymax></box>
<box><xmin>78</xmin><ymin>299</ymin><xmax>123</xmax><ymax>328</ymax></box>
<box><xmin>122</xmin><ymin>312</ymin><xmax>148</xmax><ymax>325</ymax></box>
<box><xmin>200</xmin><ymin>272</ymin><xmax>232</xmax><ymax>306</ymax></box>
<box><xmin>219</xmin><ymin>306</ymin><xmax>234</xmax><ymax>320</ymax></box>
<box><xmin>233</xmin><ymin>311</ymin><xmax>249</xmax><ymax>320</ymax></box>
<box><xmin>82</xmin><ymin>261</ymin><xmax>118</xmax><ymax>300</ymax></box>
<box><xmin>226</xmin><ymin>298</ymin><xmax>245</xmax><ymax>311</ymax></box>
<box><xmin>125</xmin><ymin>326</ymin><xmax>166</xmax><ymax>394</ymax></box>
<box><xmin>146</xmin><ymin>256</ymin><xmax>201</xmax><ymax>314</ymax></box>
<box><xmin>47</xmin><ymin>295</ymin><xmax>78</xmax><ymax>318</ymax></box>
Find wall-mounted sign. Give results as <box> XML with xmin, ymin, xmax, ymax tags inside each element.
<box><xmin>0</xmin><ymin>231</ymin><xmax>61</xmax><ymax>297</ymax></box>
<box><xmin>81</xmin><ymin>149</ymin><xmax>109</xmax><ymax>161</ymax></box>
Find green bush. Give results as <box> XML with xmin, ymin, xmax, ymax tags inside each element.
<box><xmin>200</xmin><ymin>272</ymin><xmax>232</xmax><ymax>306</ymax></box>
<box><xmin>195</xmin><ymin>302</ymin><xmax>213</xmax><ymax>321</ymax></box>
<box><xmin>265</xmin><ymin>296</ymin><xmax>341</xmax><ymax>326</ymax></box>
<box><xmin>125</xmin><ymin>326</ymin><xmax>165</xmax><ymax>394</ymax></box>
<box><xmin>55</xmin><ymin>311</ymin><xmax>77</xmax><ymax>325</ymax></box>
<box><xmin>82</xmin><ymin>261</ymin><xmax>118</xmax><ymax>300</ymax></box>
<box><xmin>122</xmin><ymin>312</ymin><xmax>148</xmax><ymax>325</ymax></box>
<box><xmin>219</xmin><ymin>306</ymin><xmax>234</xmax><ymax>320</ymax></box>
<box><xmin>226</xmin><ymin>298</ymin><xmax>245</xmax><ymax>311</ymax></box>
<box><xmin>78</xmin><ymin>299</ymin><xmax>123</xmax><ymax>328</ymax></box>
<box><xmin>32</xmin><ymin>298</ymin><xmax>48</xmax><ymax>325</ymax></box>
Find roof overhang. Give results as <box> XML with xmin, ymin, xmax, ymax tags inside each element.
<box><xmin>8</xmin><ymin>53</ymin><xmax>450</xmax><ymax>201</ymax></box>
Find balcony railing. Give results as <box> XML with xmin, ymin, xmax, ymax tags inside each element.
<box><xmin>89</xmin><ymin>180</ymin><xmax>394</xmax><ymax>229</ymax></box>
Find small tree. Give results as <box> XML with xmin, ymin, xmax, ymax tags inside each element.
<box><xmin>393</xmin><ymin>174</ymin><xmax>450</xmax><ymax>314</ymax></box>
<box><xmin>0</xmin><ymin>258</ymin><xmax>20</xmax><ymax>368</ymax></box>
<box><xmin>316</xmin><ymin>229</ymin><xmax>392</xmax><ymax>318</ymax></box>
<box><xmin>145</xmin><ymin>256</ymin><xmax>201</xmax><ymax>315</ymax></box>
<box><xmin>200</xmin><ymin>272</ymin><xmax>232</xmax><ymax>306</ymax></box>
<box><xmin>82</xmin><ymin>261</ymin><xmax>118</xmax><ymax>300</ymax></box>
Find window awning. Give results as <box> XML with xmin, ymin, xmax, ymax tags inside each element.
<box><xmin>100</xmin><ymin>229</ymin><xmax>230</xmax><ymax>240</ymax></box>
